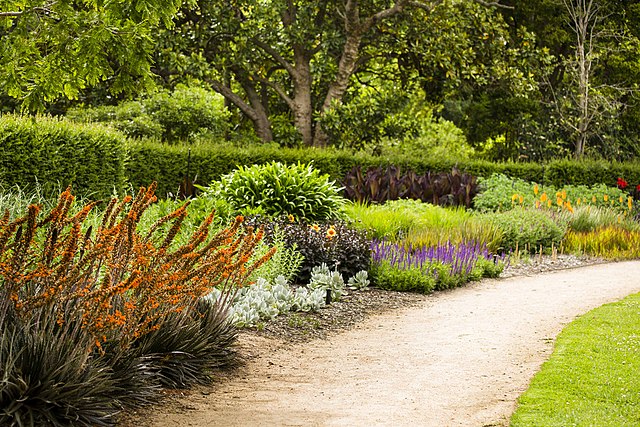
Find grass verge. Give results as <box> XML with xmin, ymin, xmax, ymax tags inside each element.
<box><xmin>511</xmin><ymin>292</ymin><xmax>640</xmax><ymax>426</ymax></box>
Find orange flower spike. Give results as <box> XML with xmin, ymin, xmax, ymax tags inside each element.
<box><xmin>628</xmin><ymin>197</ymin><xmax>634</xmax><ymax>211</ymax></box>
<box><xmin>533</xmin><ymin>184</ymin><xmax>539</xmax><ymax>196</ymax></box>
<box><xmin>540</xmin><ymin>193</ymin><xmax>548</xmax><ymax>203</ymax></box>
<box><xmin>604</xmin><ymin>194</ymin><xmax>609</xmax><ymax>202</ymax></box>
<box><xmin>535</xmin><ymin>200</ymin><xmax>541</xmax><ymax>209</ymax></box>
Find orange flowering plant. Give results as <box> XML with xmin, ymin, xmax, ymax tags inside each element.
<box><xmin>0</xmin><ymin>183</ymin><xmax>274</xmax><ymax>350</ymax></box>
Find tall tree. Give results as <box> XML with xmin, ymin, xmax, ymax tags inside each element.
<box><xmin>155</xmin><ymin>0</ymin><xmax>514</xmax><ymax>147</ymax></box>
<box><xmin>0</xmin><ymin>0</ymin><xmax>182</xmax><ymax>110</ymax></box>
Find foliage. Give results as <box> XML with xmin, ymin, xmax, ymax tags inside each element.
<box><xmin>559</xmin><ymin>205</ymin><xmax>640</xmax><ymax>234</ymax></box>
<box><xmin>308</xmin><ymin>263</ymin><xmax>346</xmax><ymax>302</ymax></box>
<box><xmin>67</xmin><ymin>85</ymin><xmax>231</xmax><ymax>142</ymax></box>
<box><xmin>511</xmin><ymin>292</ymin><xmax>640</xmax><ymax>426</ymax></box>
<box><xmin>209</xmin><ymin>162</ymin><xmax>346</xmax><ymax>221</ymax></box>
<box><xmin>0</xmin><ymin>0</ymin><xmax>181</xmax><ymax>110</ymax></box>
<box><xmin>484</xmin><ymin>207</ymin><xmax>566</xmax><ymax>253</ymax></box>
<box><xmin>0</xmin><ymin>184</ymin><xmax>273</xmax><ymax>425</ymax></box>
<box><xmin>124</xmin><ymin>139</ymin><xmax>640</xmax><ymax>199</ymax></box>
<box><xmin>247</xmin><ymin>226</ymin><xmax>304</xmax><ymax>285</ymax></box>
<box><xmin>564</xmin><ymin>227</ymin><xmax>640</xmax><ymax>260</ymax></box>
<box><xmin>208</xmin><ymin>275</ymin><xmax>327</xmax><ymax>328</ymax></box>
<box><xmin>370</xmin><ymin>239</ymin><xmax>504</xmax><ymax>292</ymax></box>
<box><xmin>0</xmin><ymin>114</ymin><xmax>127</xmax><ymax>199</ymax></box>
<box><xmin>343</xmin><ymin>166</ymin><xmax>479</xmax><ymax>208</ymax></box>
<box><xmin>370</xmin><ymin>263</ymin><xmax>436</xmax><ymax>294</ymax></box>
<box><xmin>347</xmin><ymin>270</ymin><xmax>370</xmax><ymax>290</ymax></box>
<box><xmin>474</xmin><ymin>173</ymin><xmax>631</xmax><ymax>214</ymax></box>
<box><xmin>345</xmin><ymin>199</ymin><xmax>503</xmax><ymax>253</ymax></box>
<box><xmin>247</xmin><ymin>217</ymin><xmax>371</xmax><ymax>285</ymax></box>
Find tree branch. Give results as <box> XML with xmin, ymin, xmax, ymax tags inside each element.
<box><xmin>255</xmin><ymin>76</ymin><xmax>295</xmax><ymax>110</ymax></box>
<box><xmin>251</xmin><ymin>38</ymin><xmax>296</xmax><ymax>76</ymax></box>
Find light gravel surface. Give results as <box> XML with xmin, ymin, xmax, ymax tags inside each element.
<box><xmin>123</xmin><ymin>258</ymin><xmax>640</xmax><ymax>427</ymax></box>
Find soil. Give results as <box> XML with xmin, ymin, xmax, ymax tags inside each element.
<box><xmin>121</xmin><ymin>258</ymin><xmax>640</xmax><ymax>427</ymax></box>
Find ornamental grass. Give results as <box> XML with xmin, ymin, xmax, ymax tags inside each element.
<box><xmin>0</xmin><ymin>183</ymin><xmax>274</xmax><ymax>426</ymax></box>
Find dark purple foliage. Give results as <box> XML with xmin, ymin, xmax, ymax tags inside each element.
<box><xmin>343</xmin><ymin>165</ymin><xmax>479</xmax><ymax>208</ymax></box>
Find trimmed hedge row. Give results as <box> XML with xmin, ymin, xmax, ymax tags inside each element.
<box><xmin>128</xmin><ymin>140</ymin><xmax>640</xmax><ymax>198</ymax></box>
<box><xmin>0</xmin><ymin>115</ymin><xmax>127</xmax><ymax>198</ymax></box>
<box><xmin>2</xmin><ymin>114</ymin><xmax>640</xmax><ymax>199</ymax></box>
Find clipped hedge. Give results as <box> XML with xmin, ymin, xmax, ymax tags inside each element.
<box><xmin>0</xmin><ymin>115</ymin><xmax>127</xmax><ymax>198</ymax></box>
<box><xmin>126</xmin><ymin>140</ymin><xmax>640</xmax><ymax>199</ymax></box>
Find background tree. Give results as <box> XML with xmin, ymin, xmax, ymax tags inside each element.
<box><xmin>0</xmin><ymin>0</ymin><xmax>182</xmax><ymax>110</ymax></box>
<box><xmin>154</xmin><ymin>0</ymin><xmax>521</xmax><ymax>147</ymax></box>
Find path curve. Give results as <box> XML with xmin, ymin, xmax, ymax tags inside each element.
<box><xmin>145</xmin><ymin>261</ymin><xmax>640</xmax><ymax>427</ymax></box>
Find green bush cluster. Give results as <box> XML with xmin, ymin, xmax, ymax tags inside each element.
<box><xmin>67</xmin><ymin>84</ymin><xmax>231</xmax><ymax>142</ymax></box>
<box><xmin>0</xmin><ymin>114</ymin><xmax>127</xmax><ymax>199</ymax></box>
<box><xmin>484</xmin><ymin>207</ymin><xmax>566</xmax><ymax>253</ymax></box>
<box><xmin>207</xmin><ymin>162</ymin><xmax>345</xmax><ymax>221</ymax></box>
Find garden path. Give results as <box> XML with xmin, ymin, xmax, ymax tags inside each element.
<box><xmin>142</xmin><ymin>261</ymin><xmax>640</xmax><ymax>427</ymax></box>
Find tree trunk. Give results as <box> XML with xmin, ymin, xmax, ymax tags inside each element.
<box><xmin>291</xmin><ymin>47</ymin><xmax>315</xmax><ymax>147</ymax></box>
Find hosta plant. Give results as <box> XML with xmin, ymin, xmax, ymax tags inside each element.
<box><xmin>208</xmin><ymin>161</ymin><xmax>346</xmax><ymax>221</ymax></box>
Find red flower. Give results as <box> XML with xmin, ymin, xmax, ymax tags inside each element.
<box><xmin>636</xmin><ymin>184</ymin><xmax>640</xmax><ymax>192</ymax></box>
<box><xmin>617</xmin><ymin>177</ymin><xmax>628</xmax><ymax>189</ymax></box>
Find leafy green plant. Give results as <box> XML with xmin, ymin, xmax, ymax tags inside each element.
<box><xmin>68</xmin><ymin>84</ymin><xmax>231</xmax><ymax>142</ymax></box>
<box><xmin>370</xmin><ymin>263</ymin><xmax>436</xmax><ymax>293</ymax></box>
<box><xmin>484</xmin><ymin>207</ymin><xmax>566</xmax><ymax>253</ymax></box>
<box><xmin>560</xmin><ymin>205</ymin><xmax>640</xmax><ymax>233</ymax></box>
<box><xmin>347</xmin><ymin>270</ymin><xmax>370</xmax><ymax>290</ymax></box>
<box><xmin>210</xmin><ymin>162</ymin><xmax>346</xmax><ymax>221</ymax></box>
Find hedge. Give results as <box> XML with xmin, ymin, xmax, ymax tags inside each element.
<box><xmin>0</xmin><ymin>115</ymin><xmax>127</xmax><ymax>199</ymax></box>
<box><xmin>2</xmin><ymin>114</ymin><xmax>640</xmax><ymax>200</ymax></box>
<box><xmin>128</xmin><ymin>140</ymin><xmax>640</xmax><ymax>198</ymax></box>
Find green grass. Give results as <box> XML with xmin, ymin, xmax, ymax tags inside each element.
<box><xmin>511</xmin><ymin>292</ymin><xmax>640</xmax><ymax>426</ymax></box>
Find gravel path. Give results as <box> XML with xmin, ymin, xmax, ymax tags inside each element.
<box><xmin>137</xmin><ymin>261</ymin><xmax>640</xmax><ymax>427</ymax></box>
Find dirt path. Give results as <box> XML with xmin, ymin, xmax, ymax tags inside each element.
<box><xmin>143</xmin><ymin>261</ymin><xmax>640</xmax><ymax>427</ymax></box>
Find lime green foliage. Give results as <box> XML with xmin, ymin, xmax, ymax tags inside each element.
<box><xmin>484</xmin><ymin>207</ymin><xmax>566</xmax><ymax>253</ymax></box>
<box><xmin>0</xmin><ymin>115</ymin><xmax>127</xmax><ymax>198</ymax></box>
<box><xmin>512</xmin><ymin>293</ymin><xmax>640</xmax><ymax>426</ymax></box>
<box><xmin>68</xmin><ymin>85</ymin><xmax>231</xmax><ymax>142</ymax></box>
<box><xmin>560</xmin><ymin>205</ymin><xmax>640</xmax><ymax>233</ymax></box>
<box><xmin>564</xmin><ymin>227</ymin><xmax>640</xmax><ymax>259</ymax></box>
<box><xmin>370</xmin><ymin>263</ymin><xmax>436</xmax><ymax>293</ymax></box>
<box><xmin>474</xmin><ymin>174</ymin><xmax>629</xmax><ymax>213</ymax></box>
<box><xmin>210</xmin><ymin>162</ymin><xmax>346</xmax><ymax>221</ymax></box>
<box><xmin>345</xmin><ymin>199</ymin><xmax>502</xmax><ymax>252</ymax></box>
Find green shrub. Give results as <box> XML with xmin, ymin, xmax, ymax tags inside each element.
<box><xmin>67</xmin><ymin>84</ymin><xmax>231</xmax><ymax>142</ymax></box>
<box><xmin>370</xmin><ymin>263</ymin><xmax>437</xmax><ymax>293</ymax></box>
<box><xmin>209</xmin><ymin>161</ymin><xmax>346</xmax><ymax>221</ymax></box>
<box><xmin>485</xmin><ymin>207</ymin><xmax>566</xmax><ymax>253</ymax></box>
<box><xmin>0</xmin><ymin>114</ymin><xmax>127</xmax><ymax>198</ymax></box>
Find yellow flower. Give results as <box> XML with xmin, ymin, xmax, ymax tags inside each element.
<box><xmin>604</xmin><ymin>194</ymin><xmax>609</xmax><ymax>202</ymax></box>
<box><xmin>557</xmin><ymin>197</ymin><xmax>563</xmax><ymax>207</ymax></box>
<box><xmin>577</xmin><ymin>198</ymin><xmax>581</xmax><ymax>205</ymax></box>
<box><xmin>535</xmin><ymin>200</ymin><xmax>541</xmax><ymax>209</ymax></box>
<box><xmin>561</xmin><ymin>190</ymin><xmax>567</xmax><ymax>200</ymax></box>
<box><xmin>511</xmin><ymin>193</ymin><xmax>519</xmax><ymax>202</ymax></box>
<box><xmin>547</xmin><ymin>200</ymin><xmax>552</xmax><ymax>208</ymax></box>
<box><xmin>326</xmin><ymin>227</ymin><xmax>336</xmax><ymax>239</ymax></box>
<box><xmin>518</xmin><ymin>195</ymin><xmax>524</xmax><ymax>204</ymax></box>
<box><xmin>540</xmin><ymin>193</ymin><xmax>548</xmax><ymax>203</ymax></box>
<box><xmin>628</xmin><ymin>197</ymin><xmax>633</xmax><ymax>211</ymax></box>
<box><xmin>592</xmin><ymin>195</ymin><xmax>597</xmax><ymax>203</ymax></box>
<box><xmin>287</xmin><ymin>214</ymin><xmax>295</xmax><ymax>223</ymax></box>
<box><xmin>619</xmin><ymin>195</ymin><xmax>624</xmax><ymax>204</ymax></box>
<box><xmin>310</xmin><ymin>224</ymin><xmax>320</xmax><ymax>232</ymax></box>
<box><xmin>533</xmin><ymin>184</ymin><xmax>539</xmax><ymax>196</ymax></box>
